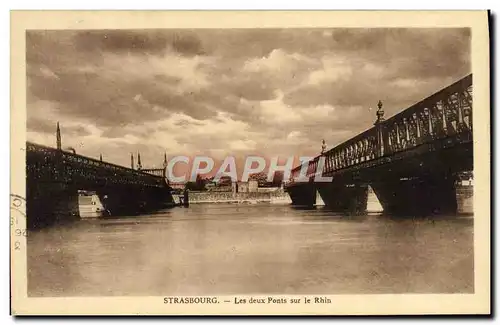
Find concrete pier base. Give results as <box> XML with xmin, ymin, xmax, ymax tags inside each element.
<box><xmin>371</xmin><ymin>174</ymin><xmax>458</xmax><ymax>216</ymax></box>
<box><xmin>27</xmin><ymin>183</ymin><xmax>80</xmax><ymax>229</ymax></box>
<box><xmin>367</xmin><ymin>185</ymin><xmax>383</xmax><ymax>213</ymax></box>
<box><xmin>97</xmin><ymin>186</ymin><xmax>175</xmax><ymax>216</ymax></box>
<box><xmin>286</xmin><ymin>183</ymin><xmax>317</xmax><ymax>207</ymax></box>
<box><xmin>456</xmin><ymin>185</ymin><xmax>473</xmax><ymax>214</ymax></box>
<box><xmin>317</xmin><ymin>182</ymin><xmax>368</xmax><ymax>214</ymax></box>
<box><xmin>315</xmin><ymin>190</ymin><xmax>325</xmax><ymax>206</ymax></box>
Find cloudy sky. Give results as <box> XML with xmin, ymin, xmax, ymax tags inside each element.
<box><xmin>26</xmin><ymin>28</ymin><xmax>470</xmax><ymax>172</ymax></box>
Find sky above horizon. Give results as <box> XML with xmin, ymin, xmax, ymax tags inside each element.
<box><xmin>26</xmin><ymin>28</ymin><xmax>471</xmax><ymax>172</ymax></box>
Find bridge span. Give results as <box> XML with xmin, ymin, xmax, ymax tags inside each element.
<box><xmin>285</xmin><ymin>74</ymin><xmax>473</xmax><ymax>216</ymax></box>
<box><xmin>26</xmin><ymin>141</ymin><xmax>174</xmax><ymax>229</ymax></box>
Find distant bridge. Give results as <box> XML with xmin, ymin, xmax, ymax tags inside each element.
<box><xmin>285</xmin><ymin>74</ymin><xmax>473</xmax><ymax>215</ymax></box>
<box><xmin>26</xmin><ymin>141</ymin><xmax>174</xmax><ymax>229</ymax></box>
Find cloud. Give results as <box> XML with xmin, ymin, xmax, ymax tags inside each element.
<box><xmin>27</xmin><ymin>117</ymin><xmax>57</xmax><ymax>135</ymax></box>
<box><xmin>287</xmin><ymin>131</ymin><xmax>301</xmax><ymax>140</ymax></box>
<box><xmin>229</xmin><ymin>139</ymin><xmax>257</xmax><ymax>151</ymax></box>
<box><xmin>243</xmin><ymin>49</ymin><xmax>315</xmax><ymax>73</ymax></box>
<box><xmin>259</xmin><ymin>90</ymin><xmax>302</xmax><ymax>124</ymax></box>
<box><xmin>257</xmin><ymin>89</ymin><xmax>337</xmax><ymax>128</ymax></box>
<box><xmin>305</xmin><ymin>56</ymin><xmax>352</xmax><ymax>85</ymax></box>
<box><xmin>101</xmin><ymin>52</ymin><xmax>215</xmax><ymax>92</ymax></box>
<box><xmin>38</xmin><ymin>66</ymin><xmax>59</xmax><ymax>80</ymax></box>
<box><xmin>73</xmin><ymin>30</ymin><xmax>206</xmax><ymax>56</ymax></box>
<box><xmin>26</xmin><ymin>28</ymin><xmax>471</xmax><ymax>168</ymax></box>
<box><xmin>27</xmin><ymin>51</ymin><xmax>221</xmax><ymax>127</ymax></box>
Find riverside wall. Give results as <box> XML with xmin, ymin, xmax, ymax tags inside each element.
<box><xmin>188</xmin><ymin>186</ymin><xmax>473</xmax><ymax>214</ymax></box>
<box><xmin>456</xmin><ymin>185</ymin><xmax>473</xmax><ymax>214</ymax></box>
<box><xmin>188</xmin><ymin>190</ymin><xmax>292</xmax><ymax>204</ymax></box>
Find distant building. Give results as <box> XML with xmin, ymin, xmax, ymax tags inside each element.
<box><xmin>257</xmin><ymin>187</ymin><xmax>280</xmax><ymax>193</ymax></box>
<box><xmin>459</xmin><ymin>178</ymin><xmax>474</xmax><ymax>186</ymax></box>
<box><xmin>456</xmin><ymin>171</ymin><xmax>473</xmax><ymax>187</ymax></box>
<box><xmin>205</xmin><ymin>182</ymin><xmax>216</xmax><ymax>191</ymax></box>
<box><xmin>237</xmin><ymin>181</ymin><xmax>249</xmax><ymax>193</ymax></box>
<box><xmin>169</xmin><ymin>182</ymin><xmax>186</xmax><ymax>190</ymax></box>
<box><xmin>231</xmin><ymin>180</ymin><xmax>259</xmax><ymax>193</ymax></box>
<box><xmin>248</xmin><ymin>180</ymin><xmax>258</xmax><ymax>192</ymax></box>
<box><xmin>209</xmin><ymin>184</ymin><xmax>233</xmax><ymax>192</ymax></box>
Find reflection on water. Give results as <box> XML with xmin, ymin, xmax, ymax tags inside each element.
<box><xmin>27</xmin><ymin>204</ymin><xmax>474</xmax><ymax>296</ymax></box>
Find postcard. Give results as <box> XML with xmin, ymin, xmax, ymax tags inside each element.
<box><xmin>10</xmin><ymin>10</ymin><xmax>490</xmax><ymax>315</ymax></box>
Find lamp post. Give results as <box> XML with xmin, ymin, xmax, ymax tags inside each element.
<box><xmin>374</xmin><ymin>100</ymin><xmax>385</xmax><ymax>157</ymax></box>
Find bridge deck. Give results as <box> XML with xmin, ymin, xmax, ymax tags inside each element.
<box><xmin>287</xmin><ymin>74</ymin><xmax>473</xmax><ymax>185</ymax></box>
<box><xmin>26</xmin><ymin>142</ymin><xmax>167</xmax><ymax>188</ymax></box>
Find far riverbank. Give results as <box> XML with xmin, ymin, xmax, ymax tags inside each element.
<box><xmin>185</xmin><ymin>185</ymin><xmax>473</xmax><ymax>214</ymax></box>
<box><xmin>187</xmin><ymin>190</ymin><xmax>292</xmax><ymax>204</ymax></box>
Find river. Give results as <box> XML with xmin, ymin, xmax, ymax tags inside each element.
<box><xmin>27</xmin><ymin>204</ymin><xmax>474</xmax><ymax>296</ymax></box>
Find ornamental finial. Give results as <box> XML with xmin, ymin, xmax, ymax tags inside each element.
<box><xmin>375</xmin><ymin>100</ymin><xmax>385</xmax><ymax>124</ymax></box>
<box><xmin>56</xmin><ymin>122</ymin><xmax>62</xmax><ymax>150</ymax></box>
<box><xmin>137</xmin><ymin>152</ymin><xmax>142</xmax><ymax>170</ymax></box>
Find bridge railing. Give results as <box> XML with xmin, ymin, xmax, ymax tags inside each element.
<box><xmin>142</xmin><ymin>168</ymin><xmax>167</xmax><ymax>178</ymax></box>
<box><xmin>290</xmin><ymin>156</ymin><xmax>321</xmax><ymax>182</ymax></box>
<box><xmin>321</xmin><ymin>128</ymin><xmax>378</xmax><ymax>176</ymax></box>
<box><xmin>26</xmin><ymin>142</ymin><xmax>166</xmax><ymax>188</ymax></box>
<box><xmin>287</xmin><ymin>74</ymin><xmax>473</xmax><ymax>184</ymax></box>
<box><xmin>382</xmin><ymin>74</ymin><xmax>472</xmax><ymax>156</ymax></box>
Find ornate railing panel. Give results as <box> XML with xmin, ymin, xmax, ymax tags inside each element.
<box><xmin>383</xmin><ymin>75</ymin><xmax>472</xmax><ymax>155</ymax></box>
<box><xmin>287</xmin><ymin>74</ymin><xmax>472</xmax><ymax>184</ymax></box>
<box><xmin>142</xmin><ymin>168</ymin><xmax>166</xmax><ymax>178</ymax></box>
<box><xmin>26</xmin><ymin>142</ymin><xmax>166</xmax><ymax>188</ymax></box>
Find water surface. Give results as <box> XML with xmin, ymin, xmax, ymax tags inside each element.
<box><xmin>28</xmin><ymin>204</ymin><xmax>474</xmax><ymax>296</ymax></box>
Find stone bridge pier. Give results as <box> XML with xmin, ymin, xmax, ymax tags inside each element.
<box><xmin>26</xmin><ymin>182</ymin><xmax>80</xmax><ymax>229</ymax></box>
<box><xmin>26</xmin><ymin>141</ymin><xmax>174</xmax><ymax>229</ymax></box>
<box><xmin>285</xmin><ymin>74</ymin><xmax>473</xmax><ymax>217</ymax></box>
<box><xmin>285</xmin><ymin>182</ymin><xmax>317</xmax><ymax>207</ymax></box>
<box><xmin>317</xmin><ymin>182</ymin><xmax>368</xmax><ymax>214</ymax></box>
<box><xmin>97</xmin><ymin>185</ymin><xmax>174</xmax><ymax>216</ymax></box>
<box><xmin>370</xmin><ymin>173</ymin><xmax>458</xmax><ymax>216</ymax></box>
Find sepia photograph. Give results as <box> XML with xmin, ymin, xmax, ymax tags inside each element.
<box><xmin>10</xmin><ymin>11</ymin><xmax>490</xmax><ymax>315</ymax></box>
